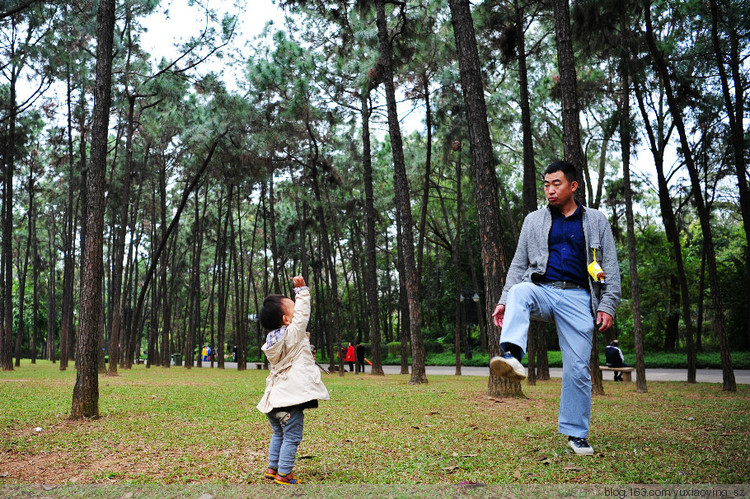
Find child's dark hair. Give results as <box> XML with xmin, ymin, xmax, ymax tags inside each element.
<box><xmin>259</xmin><ymin>294</ymin><xmax>286</xmax><ymax>330</ymax></box>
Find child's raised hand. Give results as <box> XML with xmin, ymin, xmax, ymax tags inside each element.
<box><xmin>291</xmin><ymin>275</ymin><xmax>306</xmax><ymax>288</ymax></box>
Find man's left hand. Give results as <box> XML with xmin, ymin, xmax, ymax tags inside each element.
<box><xmin>596</xmin><ymin>312</ymin><xmax>613</xmax><ymax>332</ymax></box>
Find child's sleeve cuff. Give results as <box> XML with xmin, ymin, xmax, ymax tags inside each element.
<box><xmin>294</xmin><ymin>286</ymin><xmax>310</xmax><ymax>294</ymax></box>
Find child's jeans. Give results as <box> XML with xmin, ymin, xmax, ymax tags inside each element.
<box><xmin>267</xmin><ymin>407</ymin><xmax>304</xmax><ymax>474</ymax></box>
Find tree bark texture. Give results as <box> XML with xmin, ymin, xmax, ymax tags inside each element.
<box><xmin>71</xmin><ymin>0</ymin><xmax>116</xmax><ymax>419</ymax></box>
<box><xmin>633</xmin><ymin>79</ymin><xmax>697</xmax><ymax>382</ymax></box>
<box><xmin>448</xmin><ymin>0</ymin><xmax>519</xmax><ymax>397</ymax></box>
<box><xmin>552</xmin><ymin>0</ymin><xmax>587</xmax><ymax>203</ymax></box>
<box><xmin>375</xmin><ymin>0</ymin><xmax>427</xmax><ymax>384</ymax></box>
<box><xmin>619</xmin><ymin>50</ymin><xmax>647</xmax><ymax>393</ymax></box>
<box><xmin>360</xmin><ymin>93</ymin><xmax>384</xmax><ymax>375</ymax></box>
<box><xmin>644</xmin><ymin>2</ymin><xmax>735</xmax><ymax>391</ymax></box>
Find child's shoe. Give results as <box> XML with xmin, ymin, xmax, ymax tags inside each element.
<box><xmin>274</xmin><ymin>472</ymin><xmax>298</xmax><ymax>484</ymax></box>
<box><xmin>263</xmin><ymin>467</ymin><xmax>277</xmax><ymax>480</ymax></box>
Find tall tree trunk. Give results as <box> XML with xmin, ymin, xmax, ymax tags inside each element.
<box><xmin>128</xmin><ymin>138</ymin><xmax>222</xmax><ymax>369</ymax></box>
<box><xmin>1</xmin><ymin>67</ymin><xmax>18</xmax><ymax>371</ymax></box>
<box><xmin>157</xmin><ymin>156</ymin><xmax>171</xmax><ymax>367</ymax></box>
<box><xmin>416</xmin><ymin>72</ymin><xmax>432</xmax><ymax>279</ymax></box>
<box><xmin>708</xmin><ymin>0</ymin><xmax>750</xmax><ymax>348</ymax></box>
<box><xmin>14</xmin><ymin>201</ymin><xmax>32</xmax><ymax>367</ymax></box>
<box><xmin>107</xmin><ymin>97</ymin><xmax>138</xmax><ymax>376</ymax></box>
<box><xmin>360</xmin><ymin>93</ymin><xmax>384</xmax><ymax>375</ymax></box>
<box><xmin>619</xmin><ymin>49</ymin><xmax>647</xmax><ymax>393</ymax></box>
<box><xmin>31</xmin><ymin>176</ymin><xmax>39</xmax><ymax>364</ymax></box>
<box><xmin>45</xmin><ymin>223</ymin><xmax>57</xmax><ymax>363</ymax></box>
<box><xmin>645</xmin><ymin>2</ymin><xmax>734</xmax><ymax>391</ymax></box>
<box><xmin>448</xmin><ymin>0</ymin><xmax>517</xmax><ymax>396</ymax></box>
<box><xmin>551</xmin><ymin>0</ymin><xmax>587</xmax><ymax>203</ymax></box>
<box><xmin>515</xmin><ymin>0</ymin><xmax>543</xmax><ymax>383</ymax></box>
<box><xmin>216</xmin><ymin>185</ymin><xmax>231</xmax><ymax>369</ymax></box>
<box><xmin>453</xmin><ymin>153</ymin><xmax>463</xmax><ymax>376</ymax></box>
<box><xmin>375</xmin><ymin>0</ymin><xmax>426</xmax><ymax>384</ymax></box>
<box><xmin>634</xmin><ymin>78</ymin><xmax>697</xmax><ymax>382</ymax></box>
<box><xmin>71</xmin><ymin>0</ymin><xmax>115</xmax><ymax>419</ymax></box>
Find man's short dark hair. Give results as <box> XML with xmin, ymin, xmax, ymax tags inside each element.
<box><xmin>545</xmin><ymin>160</ymin><xmax>578</xmax><ymax>184</ymax></box>
<box><xmin>259</xmin><ymin>294</ymin><xmax>286</xmax><ymax>330</ymax></box>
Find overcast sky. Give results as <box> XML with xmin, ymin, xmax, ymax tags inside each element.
<box><xmin>140</xmin><ymin>0</ymin><xmax>287</xmax><ymax>87</ymax></box>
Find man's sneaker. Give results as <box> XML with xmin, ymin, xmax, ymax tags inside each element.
<box><xmin>567</xmin><ymin>436</ymin><xmax>594</xmax><ymax>455</ymax></box>
<box><xmin>263</xmin><ymin>467</ymin><xmax>277</xmax><ymax>480</ymax></box>
<box><xmin>489</xmin><ymin>352</ymin><xmax>527</xmax><ymax>381</ymax></box>
<box><xmin>274</xmin><ymin>472</ymin><xmax>299</xmax><ymax>484</ymax></box>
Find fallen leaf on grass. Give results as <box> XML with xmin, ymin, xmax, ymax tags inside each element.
<box><xmin>442</xmin><ymin>465</ymin><xmax>460</xmax><ymax>471</ymax></box>
<box><xmin>513</xmin><ymin>470</ymin><xmax>521</xmax><ymax>479</ymax></box>
<box><xmin>299</xmin><ymin>455</ymin><xmax>315</xmax><ymax>460</ymax></box>
<box><xmin>0</xmin><ymin>472</ymin><xmax>8</xmax><ymax>478</ymax></box>
<box><xmin>563</xmin><ymin>465</ymin><xmax>582</xmax><ymax>471</ymax></box>
<box><xmin>720</xmin><ymin>432</ymin><xmax>735</xmax><ymax>437</ymax></box>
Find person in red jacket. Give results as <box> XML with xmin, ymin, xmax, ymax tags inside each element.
<box><xmin>345</xmin><ymin>343</ymin><xmax>355</xmax><ymax>372</ymax></box>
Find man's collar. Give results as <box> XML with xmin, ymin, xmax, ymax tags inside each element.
<box><xmin>548</xmin><ymin>200</ymin><xmax>583</xmax><ymax>217</ymax></box>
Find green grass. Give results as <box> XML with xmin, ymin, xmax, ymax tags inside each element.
<box><xmin>375</xmin><ymin>350</ymin><xmax>750</xmax><ymax>369</ymax></box>
<box><xmin>1</xmin><ymin>360</ymin><xmax>749</xmax><ymax>486</ymax></box>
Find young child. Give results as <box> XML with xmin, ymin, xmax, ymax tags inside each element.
<box><xmin>256</xmin><ymin>276</ymin><xmax>329</xmax><ymax>485</ymax></box>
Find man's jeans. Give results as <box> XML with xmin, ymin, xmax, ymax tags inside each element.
<box><xmin>500</xmin><ymin>282</ymin><xmax>594</xmax><ymax>438</ymax></box>
<box><xmin>267</xmin><ymin>407</ymin><xmax>304</xmax><ymax>474</ymax></box>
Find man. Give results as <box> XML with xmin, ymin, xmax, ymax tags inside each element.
<box><xmin>605</xmin><ymin>339</ymin><xmax>627</xmax><ymax>381</ymax></box>
<box><xmin>356</xmin><ymin>342</ymin><xmax>366</xmax><ymax>373</ymax></box>
<box><xmin>490</xmin><ymin>160</ymin><xmax>621</xmax><ymax>456</ymax></box>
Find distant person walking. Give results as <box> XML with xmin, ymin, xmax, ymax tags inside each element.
<box><xmin>356</xmin><ymin>342</ymin><xmax>365</xmax><ymax>373</ymax></box>
<box><xmin>345</xmin><ymin>343</ymin><xmax>355</xmax><ymax>372</ymax></box>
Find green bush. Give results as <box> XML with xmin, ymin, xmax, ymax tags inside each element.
<box><xmin>423</xmin><ymin>340</ymin><xmax>445</xmax><ymax>354</ymax></box>
<box><xmin>386</xmin><ymin>341</ymin><xmax>404</xmax><ymax>358</ymax></box>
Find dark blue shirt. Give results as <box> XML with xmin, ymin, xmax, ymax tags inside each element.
<box><xmin>544</xmin><ymin>202</ymin><xmax>588</xmax><ymax>287</ymax></box>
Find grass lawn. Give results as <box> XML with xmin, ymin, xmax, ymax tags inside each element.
<box><xmin>1</xmin><ymin>360</ymin><xmax>749</xmax><ymax>487</ymax></box>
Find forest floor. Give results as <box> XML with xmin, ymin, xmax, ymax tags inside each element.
<box><xmin>1</xmin><ymin>361</ymin><xmax>748</xmax><ymax>497</ymax></box>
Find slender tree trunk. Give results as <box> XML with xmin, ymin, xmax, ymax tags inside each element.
<box><xmin>128</xmin><ymin>138</ymin><xmax>222</xmax><ymax>369</ymax></box>
<box><xmin>108</xmin><ymin>97</ymin><xmax>138</xmax><ymax>376</ymax></box>
<box><xmin>376</xmin><ymin>0</ymin><xmax>426</xmax><ymax>384</ymax></box>
<box><xmin>46</xmin><ymin>223</ymin><xmax>57</xmax><ymax>363</ymax></box>
<box><xmin>453</xmin><ymin>154</ymin><xmax>463</xmax><ymax>376</ymax></box>
<box><xmin>14</xmin><ymin>205</ymin><xmax>32</xmax><ymax>367</ymax></box>
<box><xmin>552</xmin><ymin>0</ymin><xmax>587</xmax><ymax>202</ymax></box>
<box><xmin>71</xmin><ymin>0</ymin><xmax>115</xmax><ymax>419</ymax></box>
<box><xmin>634</xmin><ymin>79</ymin><xmax>697</xmax><ymax>382</ymax></box>
<box><xmin>619</xmin><ymin>50</ymin><xmax>647</xmax><ymax>393</ymax></box>
<box><xmin>708</xmin><ymin>0</ymin><xmax>750</xmax><ymax>348</ymax></box>
<box><xmin>360</xmin><ymin>93</ymin><xmax>384</xmax><ymax>375</ymax></box>
<box><xmin>645</xmin><ymin>3</ymin><xmax>734</xmax><ymax>391</ymax></box>
<box><xmin>448</xmin><ymin>0</ymin><xmax>517</xmax><ymax>396</ymax></box>
<box><xmin>31</xmin><ymin>179</ymin><xmax>39</xmax><ymax>364</ymax></box>
<box><xmin>417</xmin><ymin>72</ymin><xmax>432</xmax><ymax>278</ymax></box>
<box><xmin>395</xmin><ymin>215</ymin><xmax>410</xmax><ymax>375</ymax></box>
<box><xmin>216</xmin><ymin>185</ymin><xmax>231</xmax><ymax>369</ymax></box>
<box><xmin>1</xmin><ymin>68</ymin><xmax>18</xmax><ymax>371</ymax></box>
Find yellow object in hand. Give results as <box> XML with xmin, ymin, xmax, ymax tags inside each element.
<box><xmin>588</xmin><ymin>249</ymin><xmax>606</xmax><ymax>283</ymax></box>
